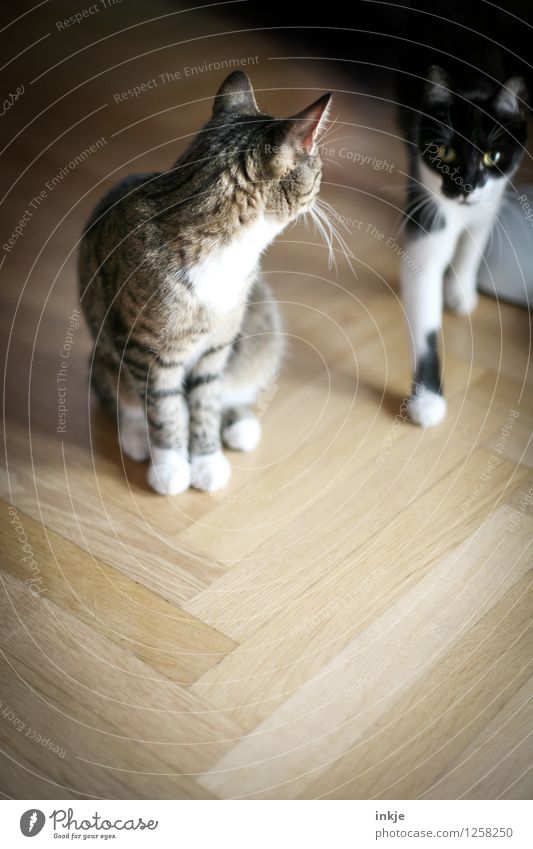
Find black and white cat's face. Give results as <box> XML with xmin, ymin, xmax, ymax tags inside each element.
<box><xmin>418</xmin><ymin>66</ymin><xmax>528</xmax><ymax>205</ymax></box>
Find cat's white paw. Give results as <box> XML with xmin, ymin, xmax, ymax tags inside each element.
<box><xmin>444</xmin><ymin>277</ymin><xmax>479</xmax><ymax>315</ymax></box>
<box><xmin>223</xmin><ymin>417</ymin><xmax>261</xmax><ymax>452</ymax></box>
<box><xmin>147</xmin><ymin>449</ymin><xmax>190</xmax><ymax>495</ymax></box>
<box><xmin>119</xmin><ymin>417</ymin><xmax>150</xmax><ymax>462</ymax></box>
<box><xmin>408</xmin><ymin>390</ymin><xmax>447</xmax><ymax>428</ymax></box>
<box><xmin>190</xmin><ymin>451</ymin><xmax>231</xmax><ymax>491</ymax></box>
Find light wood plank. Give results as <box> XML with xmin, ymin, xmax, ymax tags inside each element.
<box><xmin>0</xmin><ymin>502</ymin><xmax>237</xmax><ymax>684</ymax></box>
<box><xmin>195</xmin><ymin>507</ymin><xmax>532</xmax><ymax>798</ymax></box>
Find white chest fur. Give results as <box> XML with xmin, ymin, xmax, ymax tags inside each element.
<box><xmin>187</xmin><ymin>216</ymin><xmax>283</xmax><ymax>314</ymax></box>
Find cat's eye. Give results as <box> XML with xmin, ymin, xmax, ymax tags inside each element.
<box><xmin>483</xmin><ymin>151</ymin><xmax>502</xmax><ymax>168</ymax></box>
<box><xmin>435</xmin><ymin>145</ymin><xmax>456</xmax><ymax>163</ymax></box>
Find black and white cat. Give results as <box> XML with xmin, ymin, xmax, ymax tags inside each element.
<box><xmin>400</xmin><ymin>65</ymin><xmax>528</xmax><ymax>426</ymax></box>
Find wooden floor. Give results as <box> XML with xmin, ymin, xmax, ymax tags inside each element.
<box><xmin>1</xmin><ymin>2</ymin><xmax>532</xmax><ymax>799</ymax></box>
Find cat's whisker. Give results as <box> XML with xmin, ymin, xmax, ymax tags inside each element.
<box><xmin>315</xmin><ymin>197</ymin><xmax>352</xmax><ymax>236</ymax></box>
<box><xmin>400</xmin><ymin>203</ymin><xmax>435</xmax><ymax>237</ymax></box>
<box><xmin>315</xmin><ymin>205</ymin><xmax>339</xmax><ymax>266</ymax></box>
<box><xmin>315</xmin><ymin>203</ymin><xmax>359</xmax><ymax>276</ymax></box>
<box><xmin>312</xmin><ymin>201</ymin><xmax>342</xmax><ymax>247</ymax></box>
<box><xmin>394</xmin><ymin>186</ymin><xmax>431</xmax><ymax>233</ymax></box>
<box><xmin>318</xmin><ymin>208</ymin><xmax>352</xmax><ymax>253</ymax></box>
<box><xmin>312</xmin><ymin>202</ymin><xmax>358</xmax><ymax>279</ymax></box>
<box><xmin>317</xmin><ymin>199</ymin><xmax>357</xmax><ymax>249</ymax></box>
<box><xmin>314</xmin><ymin>203</ymin><xmax>354</xmax><ymax>274</ymax></box>
<box><xmin>396</xmin><ymin>194</ymin><xmax>435</xmax><ymax>237</ymax></box>
<box><xmin>309</xmin><ymin>206</ymin><xmax>336</xmax><ymax>270</ymax></box>
<box><xmin>317</xmin><ymin>114</ymin><xmax>344</xmax><ymax>146</ymax></box>
<box><xmin>287</xmin><ymin>217</ymin><xmax>300</xmax><ymax>234</ymax></box>
<box><xmin>316</xmin><ymin>131</ymin><xmax>353</xmax><ymax>150</ymax></box>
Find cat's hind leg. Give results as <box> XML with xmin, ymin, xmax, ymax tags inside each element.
<box><xmin>221</xmin><ymin>278</ymin><xmax>282</xmax><ymax>452</ymax></box>
<box><xmin>90</xmin><ymin>346</ymin><xmax>151</xmax><ymax>462</ymax></box>
<box><xmin>119</xmin><ymin>398</ymin><xmax>150</xmax><ymax>462</ymax></box>
<box><xmin>222</xmin><ymin>403</ymin><xmax>262</xmax><ymax>453</ymax></box>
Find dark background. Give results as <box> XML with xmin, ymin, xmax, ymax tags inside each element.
<box><xmin>221</xmin><ymin>0</ymin><xmax>533</xmax><ymax>91</ymax></box>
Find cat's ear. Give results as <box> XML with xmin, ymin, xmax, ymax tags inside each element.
<box><xmin>423</xmin><ymin>65</ymin><xmax>453</xmax><ymax>107</ymax></box>
<box><xmin>212</xmin><ymin>71</ymin><xmax>258</xmax><ymax>116</ymax></box>
<box><xmin>263</xmin><ymin>93</ymin><xmax>331</xmax><ymax>177</ymax></box>
<box><xmin>282</xmin><ymin>93</ymin><xmax>332</xmax><ymax>154</ymax></box>
<box><xmin>493</xmin><ymin>76</ymin><xmax>528</xmax><ymax>118</ymax></box>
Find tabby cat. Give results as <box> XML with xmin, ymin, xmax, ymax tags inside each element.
<box><xmin>79</xmin><ymin>71</ymin><xmax>331</xmax><ymax>493</ymax></box>
<box><xmin>399</xmin><ymin>60</ymin><xmax>528</xmax><ymax>426</ymax></box>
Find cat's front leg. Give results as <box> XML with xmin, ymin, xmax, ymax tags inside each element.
<box><xmin>444</xmin><ymin>216</ymin><xmax>495</xmax><ymax>315</ymax></box>
<box><xmin>188</xmin><ymin>346</ymin><xmax>232</xmax><ymax>492</ymax></box>
<box><xmin>401</xmin><ymin>223</ymin><xmax>458</xmax><ymax>427</ymax></box>
<box><xmin>143</xmin><ymin>364</ymin><xmax>191</xmax><ymax>495</ymax></box>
